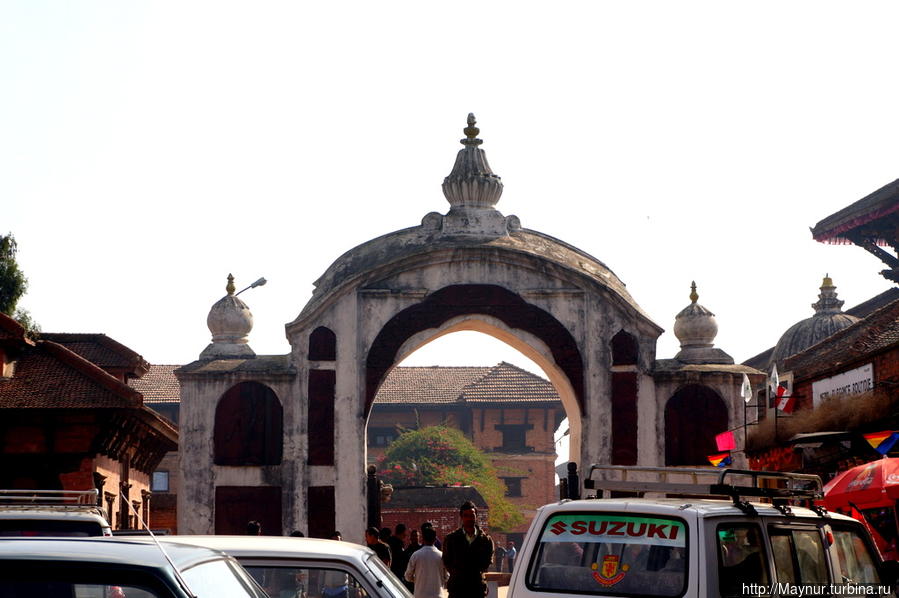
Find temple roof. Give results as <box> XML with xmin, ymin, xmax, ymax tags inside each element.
<box><xmin>812</xmin><ymin>178</ymin><xmax>899</xmax><ymax>246</ymax></box>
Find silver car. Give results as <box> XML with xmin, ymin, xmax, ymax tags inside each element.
<box><xmin>160</xmin><ymin>536</ymin><xmax>412</xmax><ymax>598</ymax></box>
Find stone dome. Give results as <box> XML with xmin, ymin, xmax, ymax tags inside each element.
<box><xmin>770</xmin><ymin>275</ymin><xmax>859</xmax><ymax>367</ymax></box>
<box><xmin>673</xmin><ymin>282</ymin><xmax>733</xmax><ymax>364</ymax></box>
<box><xmin>200</xmin><ymin>274</ymin><xmax>255</xmax><ymax>359</ymax></box>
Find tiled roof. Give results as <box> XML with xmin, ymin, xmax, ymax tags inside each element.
<box><xmin>459</xmin><ymin>362</ymin><xmax>561</xmax><ymax>404</ymax></box>
<box><xmin>129</xmin><ymin>364</ymin><xmax>180</xmax><ymax>404</ymax></box>
<box><xmin>41</xmin><ymin>332</ymin><xmax>149</xmax><ymax>375</ymax></box>
<box><xmin>0</xmin><ymin>341</ymin><xmax>142</xmax><ymax>409</ymax></box>
<box><xmin>785</xmin><ymin>298</ymin><xmax>899</xmax><ymax>380</ymax></box>
<box><xmin>374</xmin><ymin>362</ymin><xmax>560</xmax><ymax>406</ymax></box>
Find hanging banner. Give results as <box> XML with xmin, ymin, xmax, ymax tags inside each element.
<box><xmin>812</xmin><ymin>363</ymin><xmax>874</xmax><ymax>407</ymax></box>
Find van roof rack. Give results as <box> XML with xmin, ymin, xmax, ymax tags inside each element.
<box><xmin>0</xmin><ymin>489</ymin><xmax>99</xmax><ymax>506</ymax></box>
<box><xmin>583</xmin><ymin>465</ymin><xmax>823</xmax><ymax>514</ymax></box>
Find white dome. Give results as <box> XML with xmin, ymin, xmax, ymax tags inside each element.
<box><xmin>200</xmin><ymin>274</ymin><xmax>255</xmax><ymax>359</ymax></box>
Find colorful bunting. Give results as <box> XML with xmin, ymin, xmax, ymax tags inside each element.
<box><xmin>708</xmin><ymin>452</ymin><xmax>732</xmax><ymax>468</ymax></box>
<box><xmin>864</xmin><ymin>431</ymin><xmax>899</xmax><ymax>455</ymax></box>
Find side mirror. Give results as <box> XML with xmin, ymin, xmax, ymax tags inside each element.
<box><xmin>879</xmin><ymin>560</ymin><xmax>899</xmax><ymax>587</ymax></box>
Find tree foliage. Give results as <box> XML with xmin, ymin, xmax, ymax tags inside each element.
<box><xmin>0</xmin><ymin>233</ymin><xmax>38</xmax><ymax>335</ymax></box>
<box><xmin>0</xmin><ymin>234</ymin><xmax>27</xmax><ymax>316</ymax></box>
<box><xmin>377</xmin><ymin>426</ymin><xmax>525</xmax><ymax>532</ymax></box>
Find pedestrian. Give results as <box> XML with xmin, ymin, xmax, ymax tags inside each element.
<box><xmin>365</xmin><ymin>526</ymin><xmax>392</xmax><ymax>567</ymax></box>
<box><xmin>387</xmin><ymin>523</ymin><xmax>410</xmax><ymax>583</ymax></box>
<box><xmin>421</xmin><ymin>521</ymin><xmax>441</xmax><ymax>549</ymax></box>
<box><xmin>441</xmin><ymin>501</ymin><xmax>494</xmax><ymax>598</ymax></box>
<box><xmin>246</xmin><ymin>520</ymin><xmax>262</xmax><ymax>535</ymax></box>
<box><xmin>330</xmin><ymin>530</ymin><xmax>342</xmax><ymax>541</ymax></box>
<box><xmin>405</xmin><ymin>526</ymin><xmax>448</xmax><ymax>598</ymax></box>
<box><xmin>407</xmin><ymin>529</ymin><xmax>422</xmax><ymax>555</ymax></box>
<box><xmin>494</xmin><ymin>543</ymin><xmax>506</xmax><ymax>572</ymax></box>
<box><xmin>289</xmin><ymin>530</ymin><xmax>305</xmax><ymax>537</ymax></box>
<box><xmin>504</xmin><ymin>540</ymin><xmax>517</xmax><ymax>573</ymax></box>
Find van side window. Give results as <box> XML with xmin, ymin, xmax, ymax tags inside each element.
<box><xmin>769</xmin><ymin>527</ymin><xmax>828</xmax><ymax>585</ymax></box>
<box><xmin>831</xmin><ymin>527</ymin><xmax>881</xmax><ymax>585</ymax></box>
<box><xmin>717</xmin><ymin>524</ymin><xmax>769</xmax><ymax>597</ymax></box>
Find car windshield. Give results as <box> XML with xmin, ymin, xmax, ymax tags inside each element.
<box><xmin>0</xmin><ymin>519</ymin><xmax>103</xmax><ymax>536</ymax></box>
<box><xmin>181</xmin><ymin>558</ymin><xmax>266</xmax><ymax>598</ymax></box>
<box><xmin>364</xmin><ymin>553</ymin><xmax>412</xmax><ymax>598</ymax></box>
<box><xmin>525</xmin><ymin>513</ymin><xmax>687</xmax><ymax>596</ymax></box>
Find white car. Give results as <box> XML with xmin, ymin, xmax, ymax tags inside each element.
<box><xmin>160</xmin><ymin>536</ymin><xmax>412</xmax><ymax>598</ymax></box>
<box><xmin>0</xmin><ymin>489</ymin><xmax>112</xmax><ymax>537</ymax></box>
<box><xmin>508</xmin><ymin>466</ymin><xmax>898</xmax><ymax>598</ymax></box>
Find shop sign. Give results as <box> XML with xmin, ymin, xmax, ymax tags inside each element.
<box><xmin>812</xmin><ymin>363</ymin><xmax>874</xmax><ymax>407</ymax></box>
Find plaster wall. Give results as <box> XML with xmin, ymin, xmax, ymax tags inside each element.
<box><xmin>176</xmin><ymin>373</ymin><xmax>295</xmax><ymax>534</ymax></box>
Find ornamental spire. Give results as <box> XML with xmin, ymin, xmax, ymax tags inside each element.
<box><xmin>442</xmin><ymin>113</ymin><xmax>503</xmax><ymax>210</ymax></box>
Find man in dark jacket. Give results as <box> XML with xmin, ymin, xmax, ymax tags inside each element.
<box><xmin>441</xmin><ymin>501</ymin><xmax>494</xmax><ymax>598</ymax></box>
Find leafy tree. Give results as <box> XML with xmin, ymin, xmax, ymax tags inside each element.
<box><xmin>377</xmin><ymin>425</ymin><xmax>525</xmax><ymax>532</ymax></box>
<box><xmin>0</xmin><ymin>233</ymin><xmax>38</xmax><ymax>334</ymax></box>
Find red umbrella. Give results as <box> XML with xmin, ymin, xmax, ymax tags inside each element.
<box><xmin>823</xmin><ymin>458</ymin><xmax>899</xmax><ymax>511</ymax></box>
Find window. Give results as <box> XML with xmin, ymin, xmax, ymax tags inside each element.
<box><xmin>151</xmin><ymin>471</ymin><xmax>169</xmax><ymax>492</ymax></box>
<box><xmin>369</xmin><ymin>428</ymin><xmax>398</xmax><ymax>447</ymax></box>
<box><xmin>495</xmin><ymin>424</ymin><xmax>532</xmax><ymax>452</ymax></box>
<box><xmin>502</xmin><ymin>477</ymin><xmax>523</xmax><ymax>497</ymax></box>
<box><xmin>768</xmin><ymin>527</ymin><xmax>828</xmax><ymax>586</ymax></box>
<box><xmin>526</xmin><ymin>513</ymin><xmax>687</xmax><ymax>596</ymax></box>
<box><xmin>243</xmin><ymin>565</ymin><xmax>372</xmax><ymax>598</ymax></box>
<box><xmin>717</xmin><ymin>524</ymin><xmax>769</xmax><ymax>597</ymax></box>
<box><xmin>832</xmin><ymin>526</ymin><xmax>882</xmax><ymax>586</ymax></box>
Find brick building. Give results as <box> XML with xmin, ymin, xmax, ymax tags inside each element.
<box><xmin>368</xmin><ymin>361</ymin><xmax>563</xmax><ymax>544</ymax></box>
<box><xmin>0</xmin><ymin>314</ymin><xmax>177</xmax><ymax>530</ymax></box>
<box><xmin>745</xmin><ymin>177</ymin><xmax>899</xmax><ymax>476</ymax></box>
<box><xmin>380</xmin><ymin>486</ymin><xmax>488</xmax><ymax>543</ymax></box>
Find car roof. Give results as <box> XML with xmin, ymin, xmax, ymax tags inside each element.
<box><xmin>161</xmin><ymin>535</ymin><xmax>377</xmax><ymax>561</ymax></box>
<box><xmin>537</xmin><ymin>498</ymin><xmax>861</xmax><ymax>522</ymax></box>
<box><xmin>0</xmin><ymin>536</ymin><xmax>232</xmax><ymax>570</ymax></box>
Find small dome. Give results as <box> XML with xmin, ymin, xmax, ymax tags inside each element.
<box><xmin>200</xmin><ymin>274</ymin><xmax>255</xmax><ymax>359</ymax></box>
<box><xmin>673</xmin><ymin>282</ymin><xmax>733</xmax><ymax>364</ymax></box>
<box><xmin>770</xmin><ymin>275</ymin><xmax>859</xmax><ymax>366</ymax></box>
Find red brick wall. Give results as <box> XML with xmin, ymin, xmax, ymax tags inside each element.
<box><xmin>794</xmin><ymin>346</ymin><xmax>899</xmax><ymax>411</ymax></box>
<box><xmin>381</xmin><ymin>506</ymin><xmax>488</xmax><ymax>542</ymax></box>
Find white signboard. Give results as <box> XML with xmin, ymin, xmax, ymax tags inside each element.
<box><xmin>812</xmin><ymin>363</ymin><xmax>874</xmax><ymax>407</ymax></box>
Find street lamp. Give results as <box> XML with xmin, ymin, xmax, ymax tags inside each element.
<box><xmin>236</xmin><ymin>277</ymin><xmax>267</xmax><ymax>296</ymax></box>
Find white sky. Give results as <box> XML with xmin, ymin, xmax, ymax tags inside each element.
<box><xmin>2</xmin><ymin>2</ymin><xmax>897</xmax><ymax>379</ymax></box>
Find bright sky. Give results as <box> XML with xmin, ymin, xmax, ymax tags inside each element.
<box><xmin>3</xmin><ymin>2</ymin><xmax>897</xmax><ymax>379</ymax></box>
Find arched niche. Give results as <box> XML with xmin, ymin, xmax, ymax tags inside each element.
<box><xmin>664</xmin><ymin>384</ymin><xmax>727</xmax><ymax>466</ymax></box>
<box><xmin>214</xmin><ymin>381</ymin><xmax>284</xmax><ymax>466</ymax></box>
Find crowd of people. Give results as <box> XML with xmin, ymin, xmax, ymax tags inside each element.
<box><xmin>246</xmin><ymin>501</ymin><xmax>505</xmax><ymax>598</ymax></box>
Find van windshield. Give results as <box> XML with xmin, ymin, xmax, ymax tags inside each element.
<box><xmin>525</xmin><ymin>513</ymin><xmax>687</xmax><ymax>596</ymax></box>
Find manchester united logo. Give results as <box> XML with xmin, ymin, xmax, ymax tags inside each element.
<box><xmin>591</xmin><ymin>555</ymin><xmax>627</xmax><ymax>586</ymax></box>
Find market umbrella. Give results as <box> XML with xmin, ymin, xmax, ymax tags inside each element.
<box><xmin>823</xmin><ymin>458</ymin><xmax>899</xmax><ymax>511</ymax></box>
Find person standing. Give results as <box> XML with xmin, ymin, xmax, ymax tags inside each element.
<box><xmin>404</xmin><ymin>527</ymin><xmax>447</xmax><ymax>598</ymax></box>
<box><xmin>366</xmin><ymin>526</ymin><xmax>392</xmax><ymax>568</ymax></box>
<box><xmin>387</xmin><ymin>524</ymin><xmax>410</xmax><ymax>583</ymax></box>
<box><xmin>504</xmin><ymin>540</ymin><xmax>517</xmax><ymax>573</ymax></box>
<box><xmin>441</xmin><ymin>501</ymin><xmax>494</xmax><ymax>598</ymax></box>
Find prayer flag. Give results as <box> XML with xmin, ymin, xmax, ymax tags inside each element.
<box><xmin>708</xmin><ymin>452</ymin><xmax>732</xmax><ymax>468</ymax></box>
<box><xmin>741</xmin><ymin>374</ymin><xmax>753</xmax><ymax>404</ymax></box>
<box><xmin>776</xmin><ymin>387</ymin><xmax>795</xmax><ymax>414</ymax></box>
<box><xmin>864</xmin><ymin>431</ymin><xmax>899</xmax><ymax>455</ymax></box>
<box><xmin>716</xmin><ymin>430</ymin><xmax>736</xmax><ymax>452</ymax></box>
<box><xmin>769</xmin><ymin>365</ymin><xmax>779</xmax><ymax>395</ymax></box>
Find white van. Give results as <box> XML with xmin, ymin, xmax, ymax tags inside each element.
<box><xmin>0</xmin><ymin>489</ymin><xmax>112</xmax><ymax>536</ymax></box>
<box><xmin>507</xmin><ymin>466</ymin><xmax>897</xmax><ymax>598</ymax></box>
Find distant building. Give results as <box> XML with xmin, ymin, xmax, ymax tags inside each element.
<box><xmin>0</xmin><ymin>315</ymin><xmax>177</xmax><ymax>530</ymax></box>
<box><xmin>369</xmin><ymin>362</ymin><xmax>563</xmax><ymax>541</ymax></box>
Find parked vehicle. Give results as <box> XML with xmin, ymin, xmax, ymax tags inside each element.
<box><xmin>0</xmin><ymin>489</ymin><xmax>112</xmax><ymax>536</ymax></box>
<box><xmin>0</xmin><ymin>536</ymin><xmax>268</xmax><ymax>597</ymax></box>
<box><xmin>508</xmin><ymin>466</ymin><xmax>898</xmax><ymax>598</ymax></box>
<box><xmin>159</xmin><ymin>535</ymin><xmax>412</xmax><ymax>598</ymax></box>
